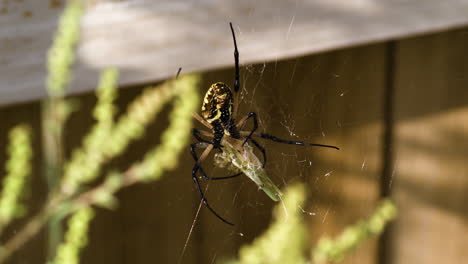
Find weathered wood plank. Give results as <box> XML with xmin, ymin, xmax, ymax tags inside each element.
<box><xmin>2</xmin><ymin>0</ymin><xmax>468</xmax><ymax>105</ymax></box>
<box><xmin>0</xmin><ymin>41</ymin><xmax>387</xmax><ymax>263</ymax></box>
<box><xmin>292</xmin><ymin>44</ymin><xmax>386</xmax><ymax>264</ymax></box>
<box><xmin>391</xmin><ymin>28</ymin><xmax>468</xmax><ymax>264</ymax></box>
<box><xmin>2</xmin><ymin>18</ymin><xmax>468</xmax><ymax>263</ymax></box>
<box><xmin>189</xmin><ymin>43</ymin><xmax>386</xmax><ymax>263</ymax></box>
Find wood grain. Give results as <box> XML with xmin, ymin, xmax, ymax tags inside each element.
<box><xmin>2</xmin><ymin>0</ymin><xmax>468</xmax><ymax>104</ymax></box>
<box><xmin>1</xmin><ymin>21</ymin><xmax>468</xmax><ymax>264</ymax></box>
<box><xmin>390</xmin><ymin>28</ymin><xmax>468</xmax><ymax>264</ymax></box>
<box><xmin>188</xmin><ymin>42</ymin><xmax>386</xmax><ymax>263</ymax></box>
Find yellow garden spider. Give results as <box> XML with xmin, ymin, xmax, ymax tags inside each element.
<box><xmin>191</xmin><ymin>23</ymin><xmax>339</xmax><ymax>225</ymax></box>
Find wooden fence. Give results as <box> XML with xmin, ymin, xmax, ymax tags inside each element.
<box><xmin>0</xmin><ymin>27</ymin><xmax>467</xmax><ymax>264</ymax></box>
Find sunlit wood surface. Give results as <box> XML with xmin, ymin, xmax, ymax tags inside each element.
<box><xmin>2</xmin><ymin>0</ymin><xmax>468</xmax><ymax>104</ymax></box>
<box><xmin>391</xmin><ymin>31</ymin><xmax>468</xmax><ymax>264</ymax></box>
<box><xmin>0</xmin><ymin>2</ymin><xmax>468</xmax><ymax>263</ymax></box>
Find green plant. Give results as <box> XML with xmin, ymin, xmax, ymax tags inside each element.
<box><xmin>0</xmin><ymin>2</ymin><xmax>396</xmax><ymax>264</ymax></box>
<box><xmin>224</xmin><ymin>184</ymin><xmax>397</xmax><ymax>264</ymax></box>
<box><xmin>0</xmin><ymin>1</ymin><xmax>200</xmax><ymax>263</ymax></box>
<box><xmin>0</xmin><ymin>125</ymin><xmax>32</xmax><ymax>235</ymax></box>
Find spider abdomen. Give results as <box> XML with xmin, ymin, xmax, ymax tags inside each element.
<box><xmin>201</xmin><ymin>82</ymin><xmax>233</xmax><ymax>124</ymax></box>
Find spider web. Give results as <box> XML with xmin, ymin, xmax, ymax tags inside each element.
<box><xmin>177</xmin><ymin>52</ymin><xmax>344</xmax><ymax>263</ymax></box>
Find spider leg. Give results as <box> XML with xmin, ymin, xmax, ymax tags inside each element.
<box><xmin>230</xmin><ymin>22</ymin><xmax>241</xmax><ymax>120</ymax></box>
<box><xmin>238</xmin><ymin>112</ymin><xmax>258</xmax><ymax>146</ymax></box>
<box><xmin>192</xmin><ymin>167</ymin><xmax>235</xmax><ymax>226</ymax></box>
<box><xmin>249</xmin><ymin>138</ymin><xmax>267</xmax><ymax>167</ymax></box>
<box><xmin>230</xmin><ymin>22</ymin><xmax>240</xmax><ymax>94</ymax></box>
<box><xmin>192</xmin><ymin>128</ymin><xmax>212</xmax><ymax>144</ymax></box>
<box><xmin>176</xmin><ymin>67</ymin><xmax>182</xmax><ymax>78</ymax></box>
<box><xmin>192</xmin><ymin>128</ymin><xmax>223</xmax><ymax>149</ymax></box>
<box><xmin>195</xmin><ymin>129</ymin><xmax>213</xmax><ymax>139</ymax></box>
<box><xmin>250</xmin><ymin>132</ymin><xmax>340</xmax><ymax>150</ymax></box>
<box><xmin>193</xmin><ymin>112</ymin><xmax>213</xmax><ymax>130</ymax></box>
<box><xmin>236</xmin><ymin>111</ymin><xmax>250</xmax><ymax>129</ymax></box>
<box><xmin>236</xmin><ymin>112</ymin><xmax>267</xmax><ymax>166</ymax></box>
<box><xmin>190</xmin><ymin>142</ymin><xmax>242</xmax><ymax>180</ymax></box>
<box><xmin>191</xmin><ymin>143</ymin><xmax>234</xmax><ymax>225</ymax></box>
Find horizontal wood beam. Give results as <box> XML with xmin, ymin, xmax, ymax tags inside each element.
<box><xmin>2</xmin><ymin>0</ymin><xmax>468</xmax><ymax>104</ymax></box>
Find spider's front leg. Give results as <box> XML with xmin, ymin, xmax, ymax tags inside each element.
<box><xmin>236</xmin><ymin>112</ymin><xmax>267</xmax><ymax>167</ymax></box>
<box><xmin>249</xmin><ymin>138</ymin><xmax>267</xmax><ymax>167</ymax></box>
<box><xmin>237</xmin><ymin>112</ymin><xmax>258</xmax><ymax>146</ymax></box>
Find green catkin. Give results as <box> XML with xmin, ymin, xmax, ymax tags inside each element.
<box><xmin>136</xmin><ymin>74</ymin><xmax>200</xmax><ymax>180</ymax></box>
<box><xmin>0</xmin><ymin>125</ymin><xmax>32</xmax><ymax>228</ymax></box>
<box><xmin>312</xmin><ymin>199</ymin><xmax>397</xmax><ymax>263</ymax></box>
<box><xmin>227</xmin><ymin>184</ymin><xmax>308</xmax><ymax>264</ymax></box>
<box><xmin>62</xmin><ymin>68</ymin><xmax>119</xmax><ymax>194</ymax></box>
<box><xmin>46</xmin><ymin>0</ymin><xmax>84</xmax><ymax>97</ymax></box>
<box><xmin>53</xmin><ymin>207</ymin><xmax>94</xmax><ymax>264</ymax></box>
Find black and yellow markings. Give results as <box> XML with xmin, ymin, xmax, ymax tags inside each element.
<box><xmin>201</xmin><ymin>82</ymin><xmax>234</xmax><ymax>124</ymax></box>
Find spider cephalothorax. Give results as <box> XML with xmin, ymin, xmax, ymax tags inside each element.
<box><xmin>190</xmin><ymin>23</ymin><xmax>339</xmax><ymax>226</ymax></box>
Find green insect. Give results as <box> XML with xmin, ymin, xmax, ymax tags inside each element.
<box><xmin>191</xmin><ymin>23</ymin><xmax>339</xmax><ymax>226</ymax></box>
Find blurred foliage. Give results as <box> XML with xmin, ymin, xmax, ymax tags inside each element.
<box><xmin>225</xmin><ymin>183</ymin><xmax>308</xmax><ymax>264</ymax></box>
<box><xmin>42</xmin><ymin>2</ymin><xmax>87</xmax><ymax>259</ymax></box>
<box><xmin>313</xmin><ymin>199</ymin><xmax>397</xmax><ymax>263</ymax></box>
<box><xmin>135</xmin><ymin>75</ymin><xmax>200</xmax><ymax>181</ymax></box>
<box><xmin>0</xmin><ymin>125</ymin><xmax>32</xmax><ymax>233</ymax></box>
<box><xmin>61</xmin><ymin>68</ymin><xmax>119</xmax><ymax>195</ymax></box>
<box><xmin>0</xmin><ymin>1</ymin><xmax>200</xmax><ymax>263</ymax></box>
<box><xmin>52</xmin><ymin>207</ymin><xmax>94</xmax><ymax>264</ymax></box>
<box><xmin>224</xmin><ymin>185</ymin><xmax>397</xmax><ymax>264</ymax></box>
<box><xmin>0</xmin><ymin>1</ymin><xmax>398</xmax><ymax>264</ymax></box>
<box><xmin>46</xmin><ymin>0</ymin><xmax>84</xmax><ymax>97</ymax></box>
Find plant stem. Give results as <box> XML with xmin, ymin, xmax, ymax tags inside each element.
<box><xmin>0</xmin><ymin>74</ymin><xmax>199</xmax><ymax>263</ymax></box>
<box><xmin>41</xmin><ymin>99</ymin><xmax>66</xmax><ymax>262</ymax></box>
<box><xmin>0</xmin><ymin>196</ymin><xmax>62</xmax><ymax>264</ymax></box>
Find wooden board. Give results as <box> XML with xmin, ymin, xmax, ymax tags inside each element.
<box><xmin>0</xmin><ymin>40</ymin><xmax>386</xmax><ymax>264</ymax></box>
<box><xmin>291</xmin><ymin>44</ymin><xmax>386</xmax><ymax>264</ymax></box>
<box><xmin>187</xmin><ymin>43</ymin><xmax>386</xmax><ymax>263</ymax></box>
<box><xmin>2</xmin><ymin>0</ymin><xmax>468</xmax><ymax>105</ymax></box>
<box><xmin>74</xmin><ymin>43</ymin><xmax>387</xmax><ymax>264</ymax></box>
<box><xmin>391</xmin><ymin>28</ymin><xmax>468</xmax><ymax>264</ymax></box>
<box><xmin>2</xmin><ymin>22</ymin><xmax>468</xmax><ymax>264</ymax></box>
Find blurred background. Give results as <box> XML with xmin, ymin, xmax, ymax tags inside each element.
<box><xmin>0</xmin><ymin>0</ymin><xmax>467</xmax><ymax>263</ymax></box>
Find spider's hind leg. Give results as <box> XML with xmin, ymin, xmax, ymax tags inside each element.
<box><xmin>192</xmin><ymin>163</ymin><xmax>235</xmax><ymax>226</ymax></box>
<box><xmin>190</xmin><ymin>142</ymin><xmax>235</xmax><ymax>225</ymax></box>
